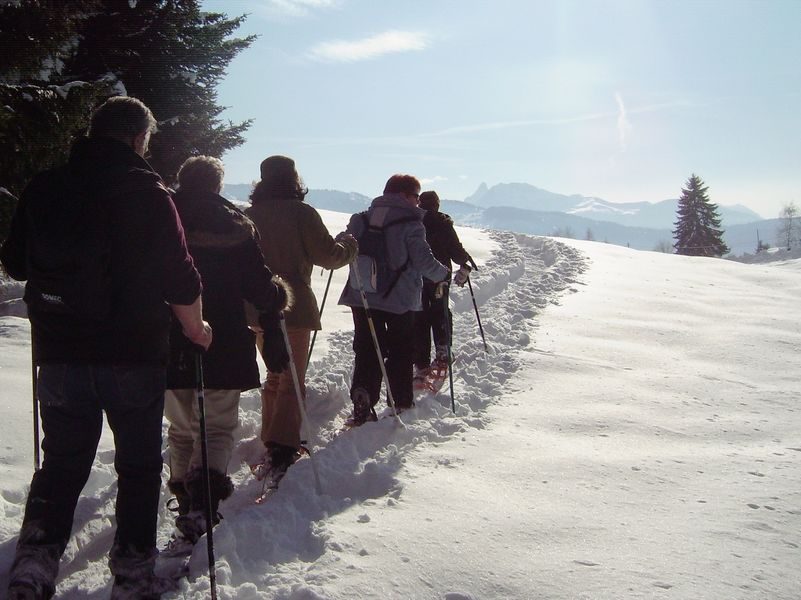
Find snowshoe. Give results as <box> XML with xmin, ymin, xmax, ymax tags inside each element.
<box><xmin>413</xmin><ymin>365</ymin><xmax>431</xmax><ymax>391</ymax></box>
<box><xmin>422</xmin><ymin>358</ymin><xmax>449</xmax><ymax>393</ymax></box>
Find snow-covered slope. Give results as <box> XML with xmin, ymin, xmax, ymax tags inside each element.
<box><xmin>1</xmin><ymin>213</ymin><xmax>799</xmax><ymax>599</ymax></box>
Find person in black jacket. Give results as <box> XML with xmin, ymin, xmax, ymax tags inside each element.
<box><xmin>414</xmin><ymin>191</ymin><xmax>474</xmax><ymax>382</ymax></box>
<box><xmin>164</xmin><ymin>156</ymin><xmax>290</xmax><ymax>545</ymax></box>
<box><xmin>1</xmin><ymin>96</ymin><xmax>212</xmax><ymax>600</ymax></box>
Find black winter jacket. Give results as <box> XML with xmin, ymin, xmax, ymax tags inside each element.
<box><xmin>166</xmin><ymin>190</ymin><xmax>286</xmax><ymax>390</ymax></box>
<box><xmin>422</xmin><ymin>210</ymin><xmax>471</xmax><ymax>271</ymax></box>
<box><xmin>0</xmin><ymin>136</ymin><xmax>201</xmax><ymax>364</ymax></box>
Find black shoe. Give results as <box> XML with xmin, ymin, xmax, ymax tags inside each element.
<box><xmin>350</xmin><ymin>387</ymin><xmax>377</xmax><ymax>426</ymax></box>
<box><xmin>111</xmin><ymin>573</ymin><xmax>178</xmax><ymax>599</ymax></box>
<box><xmin>7</xmin><ymin>540</ymin><xmax>59</xmax><ymax>600</ymax></box>
<box><xmin>166</xmin><ymin>480</ymin><xmax>190</xmax><ymax>516</ymax></box>
<box><xmin>8</xmin><ymin>581</ymin><xmax>46</xmax><ymax>600</ymax></box>
<box><xmin>394</xmin><ymin>401</ymin><xmax>415</xmax><ymax>414</ymax></box>
<box><xmin>264</xmin><ymin>442</ymin><xmax>301</xmax><ymax>483</ymax></box>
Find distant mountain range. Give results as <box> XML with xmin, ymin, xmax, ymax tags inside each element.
<box><xmin>464</xmin><ymin>182</ymin><xmax>763</xmax><ymax>228</ymax></box>
<box><xmin>222</xmin><ymin>182</ymin><xmax>773</xmax><ymax>256</ymax></box>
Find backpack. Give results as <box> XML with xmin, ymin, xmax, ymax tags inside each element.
<box><xmin>348</xmin><ymin>210</ymin><xmax>420</xmax><ymax>297</ymax></box>
<box><xmin>23</xmin><ymin>167</ymin><xmax>113</xmax><ymax>321</ymax></box>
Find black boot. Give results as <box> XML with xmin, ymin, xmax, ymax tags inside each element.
<box><xmin>264</xmin><ymin>442</ymin><xmax>301</xmax><ymax>483</ymax></box>
<box><xmin>166</xmin><ymin>480</ymin><xmax>190</xmax><ymax>517</ymax></box>
<box><xmin>175</xmin><ymin>469</ymin><xmax>233</xmax><ymax>544</ymax></box>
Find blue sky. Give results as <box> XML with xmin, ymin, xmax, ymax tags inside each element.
<box><xmin>201</xmin><ymin>0</ymin><xmax>800</xmax><ymax>218</ymax></box>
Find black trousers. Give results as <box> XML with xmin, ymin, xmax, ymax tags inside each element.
<box><xmin>413</xmin><ymin>279</ymin><xmax>451</xmax><ymax>368</ymax></box>
<box><xmin>350</xmin><ymin>307</ymin><xmax>415</xmax><ymax>409</ymax></box>
<box><xmin>20</xmin><ymin>364</ymin><xmax>165</xmax><ymax>556</ymax></box>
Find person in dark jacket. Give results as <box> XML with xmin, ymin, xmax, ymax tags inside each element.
<box><xmin>0</xmin><ymin>96</ymin><xmax>211</xmax><ymax>600</ymax></box>
<box><xmin>413</xmin><ymin>190</ymin><xmax>474</xmax><ymax>382</ymax></box>
<box><xmin>164</xmin><ymin>156</ymin><xmax>290</xmax><ymax>545</ymax></box>
<box><xmin>339</xmin><ymin>175</ymin><xmax>449</xmax><ymax>424</ymax></box>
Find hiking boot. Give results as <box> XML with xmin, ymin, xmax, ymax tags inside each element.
<box><xmin>262</xmin><ymin>442</ymin><xmax>301</xmax><ymax>483</ymax></box>
<box><xmin>184</xmin><ymin>468</ymin><xmax>233</xmax><ymax>515</ymax></box>
<box><xmin>7</xmin><ymin>527</ymin><xmax>60</xmax><ymax>600</ymax></box>
<box><xmin>429</xmin><ymin>357</ymin><xmax>448</xmax><ymax>378</ymax></box>
<box><xmin>349</xmin><ymin>387</ymin><xmax>377</xmax><ymax>426</ymax></box>
<box><xmin>111</xmin><ymin>573</ymin><xmax>179</xmax><ymax>600</ymax></box>
<box><xmin>8</xmin><ymin>581</ymin><xmax>50</xmax><ymax>600</ymax></box>
<box><xmin>109</xmin><ymin>544</ymin><xmax>174</xmax><ymax>600</ymax></box>
<box><xmin>174</xmin><ymin>510</ymin><xmax>209</xmax><ymax>546</ymax></box>
<box><xmin>166</xmin><ymin>480</ymin><xmax>190</xmax><ymax>516</ymax></box>
<box><xmin>413</xmin><ymin>364</ymin><xmax>430</xmax><ymax>382</ymax></box>
<box><xmin>394</xmin><ymin>400</ymin><xmax>415</xmax><ymax>414</ymax></box>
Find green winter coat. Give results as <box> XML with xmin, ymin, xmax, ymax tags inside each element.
<box><xmin>246</xmin><ymin>197</ymin><xmax>356</xmax><ymax>330</ymax></box>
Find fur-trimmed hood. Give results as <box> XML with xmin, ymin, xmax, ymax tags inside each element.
<box><xmin>172</xmin><ymin>189</ymin><xmax>256</xmax><ymax>249</ymax></box>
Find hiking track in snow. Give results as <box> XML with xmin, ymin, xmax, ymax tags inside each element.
<box><xmin>9</xmin><ymin>233</ymin><xmax>587</xmax><ymax>599</ymax></box>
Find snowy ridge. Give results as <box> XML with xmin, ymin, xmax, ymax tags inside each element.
<box><xmin>0</xmin><ymin>233</ymin><xmax>587</xmax><ymax>597</ymax></box>
<box><xmin>2</xmin><ymin>223</ymin><xmax>801</xmax><ymax>598</ymax></box>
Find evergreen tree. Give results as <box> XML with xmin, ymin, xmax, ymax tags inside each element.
<box><xmin>672</xmin><ymin>174</ymin><xmax>729</xmax><ymax>257</ymax></box>
<box><xmin>776</xmin><ymin>202</ymin><xmax>798</xmax><ymax>250</ymax></box>
<box><xmin>0</xmin><ymin>80</ymin><xmax>118</xmax><ymax>202</ymax></box>
<box><xmin>0</xmin><ymin>0</ymin><xmax>99</xmax><ymax>84</ymax></box>
<box><xmin>0</xmin><ymin>0</ymin><xmax>255</xmax><ymax>199</ymax></box>
<box><xmin>1</xmin><ymin>0</ymin><xmax>113</xmax><ymax>211</ymax></box>
<box><xmin>61</xmin><ymin>0</ymin><xmax>256</xmax><ymax>184</ymax></box>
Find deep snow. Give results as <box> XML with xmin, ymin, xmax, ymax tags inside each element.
<box><xmin>1</xmin><ymin>210</ymin><xmax>800</xmax><ymax>599</ymax></box>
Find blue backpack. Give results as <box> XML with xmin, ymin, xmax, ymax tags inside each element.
<box><xmin>348</xmin><ymin>210</ymin><xmax>419</xmax><ymax>297</ymax></box>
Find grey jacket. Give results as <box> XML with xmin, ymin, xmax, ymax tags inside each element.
<box><xmin>338</xmin><ymin>193</ymin><xmax>448</xmax><ymax>314</ymax></box>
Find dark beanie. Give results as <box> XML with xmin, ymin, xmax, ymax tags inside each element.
<box><xmin>260</xmin><ymin>155</ymin><xmax>295</xmax><ymax>181</ymax></box>
<box><xmin>419</xmin><ymin>191</ymin><xmax>440</xmax><ymax>211</ymax></box>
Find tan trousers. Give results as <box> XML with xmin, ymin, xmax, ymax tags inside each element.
<box><xmin>165</xmin><ymin>388</ymin><xmax>240</xmax><ymax>481</ymax></box>
<box><xmin>258</xmin><ymin>327</ymin><xmax>310</xmax><ymax>450</ymax></box>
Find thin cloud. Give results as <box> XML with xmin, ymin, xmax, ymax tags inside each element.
<box><xmin>307</xmin><ymin>31</ymin><xmax>428</xmax><ymax>63</ymax></box>
<box><xmin>421</xmin><ymin>175</ymin><xmax>448</xmax><ymax>185</ymax></box>
<box><xmin>269</xmin><ymin>101</ymin><xmax>690</xmax><ymax>148</ymax></box>
<box><xmin>256</xmin><ymin>0</ymin><xmax>339</xmax><ymax>19</ymax></box>
<box><xmin>615</xmin><ymin>92</ymin><xmax>633</xmax><ymax>151</ymax></box>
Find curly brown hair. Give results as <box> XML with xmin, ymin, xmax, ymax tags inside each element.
<box><xmin>250</xmin><ymin>155</ymin><xmax>308</xmax><ymax>204</ymax></box>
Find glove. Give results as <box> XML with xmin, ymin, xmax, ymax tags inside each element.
<box><xmin>258</xmin><ymin>313</ymin><xmax>290</xmax><ymax>373</ymax></box>
<box><xmin>336</xmin><ymin>232</ymin><xmax>358</xmax><ymax>256</ymax></box>
<box><xmin>453</xmin><ymin>264</ymin><xmax>471</xmax><ymax>287</ymax></box>
<box><xmin>434</xmin><ymin>280</ymin><xmax>449</xmax><ymax>299</ymax></box>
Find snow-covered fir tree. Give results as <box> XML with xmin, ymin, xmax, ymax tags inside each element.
<box><xmin>61</xmin><ymin>0</ymin><xmax>256</xmax><ymax>184</ymax></box>
<box><xmin>672</xmin><ymin>174</ymin><xmax>729</xmax><ymax>257</ymax></box>
<box><xmin>0</xmin><ymin>0</ymin><xmax>255</xmax><ymax>196</ymax></box>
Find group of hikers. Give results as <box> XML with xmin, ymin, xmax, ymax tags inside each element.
<box><xmin>0</xmin><ymin>96</ymin><xmax>474</xmax><ymax>599</ymax></box>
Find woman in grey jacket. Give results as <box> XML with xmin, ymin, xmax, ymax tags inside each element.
<box><xmin>339</xmin><ymin>174</ymin><xmax>448</xmax><ymax>424</ymax></box>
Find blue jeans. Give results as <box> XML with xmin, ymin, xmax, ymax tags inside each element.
<box><xmin>19</xmin><ymin>364</ymin><xmax>165</xmax><ymax>556</ymax></box>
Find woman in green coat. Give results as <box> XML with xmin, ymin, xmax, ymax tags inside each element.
<box><xmin>245</xmin><ymin>155</ymin><xmax>357</xmax><ymax>481</ymax></box>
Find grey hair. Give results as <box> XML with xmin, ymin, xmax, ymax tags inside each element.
<box><xmin>177</xmin><ymin>156</ymin><xmax>225</xmax><ymax>193</ymax></box>
<box><xmin>88</xmin><ymin>96</ymin><xmax>157</xmax><ymax>141</ymax></box>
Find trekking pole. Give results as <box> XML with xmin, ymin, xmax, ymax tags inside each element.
<box><xmin>31</xmin><ymin>333</ymin><xmax>40</xmax><ymax>472</ymax></box>
<box><xmin>278</xmin><ymin>315</ymin><xmax>324</xmax><ymax>495</ymax></box>
<box><xmin>441</xmin><ymin>285</ymin><xmax>456</xmax><ymax>413</ymax></box>
<box><xmin>306</xmin><ymin>269</ymin><xmax>333</xmax><ymax>370</ymax></box>
<box><xmin>194</xmin><ymin>352</ymin><xmax>218</xmax><ymax>600</ymax></box>
<box><xmin>351</xmin><ymin>265</ymin><xmax>405</xmax><ymax>426</ymax></box>
<box><xmin>466</xmin><ymin>276</ymin><xmax>488</xmax><ymax>353</ymax></box>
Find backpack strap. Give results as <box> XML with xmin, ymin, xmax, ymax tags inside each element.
<box><xmin>377</xmin><ymin>215</ymin><xmax>422</xmax><ymax>298</ymax></box>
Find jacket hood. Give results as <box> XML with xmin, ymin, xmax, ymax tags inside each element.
<box><xmin>173</xmin><ymin>190</ymin><xmax>256</xmax><ymax>249</ymax></box>
<box><xmin>424</xmin><ymin>210</ymin><xmax>453</xmax><ymax>228</ymax></box>
<box><xmin>370</xmin><ymin>193</ymin><xmax>426</xmax><ymax>219</ymax></box>
<box><xmin>67</xmin><ymin>136</ymin><xmax>164</xmax><ymax>198</ymax></box>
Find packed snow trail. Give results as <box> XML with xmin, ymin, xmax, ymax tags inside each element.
<box><xmin>1</xmin><ymin>231</ymin><xmax>585</xmax><ymax>598</ymax></box>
